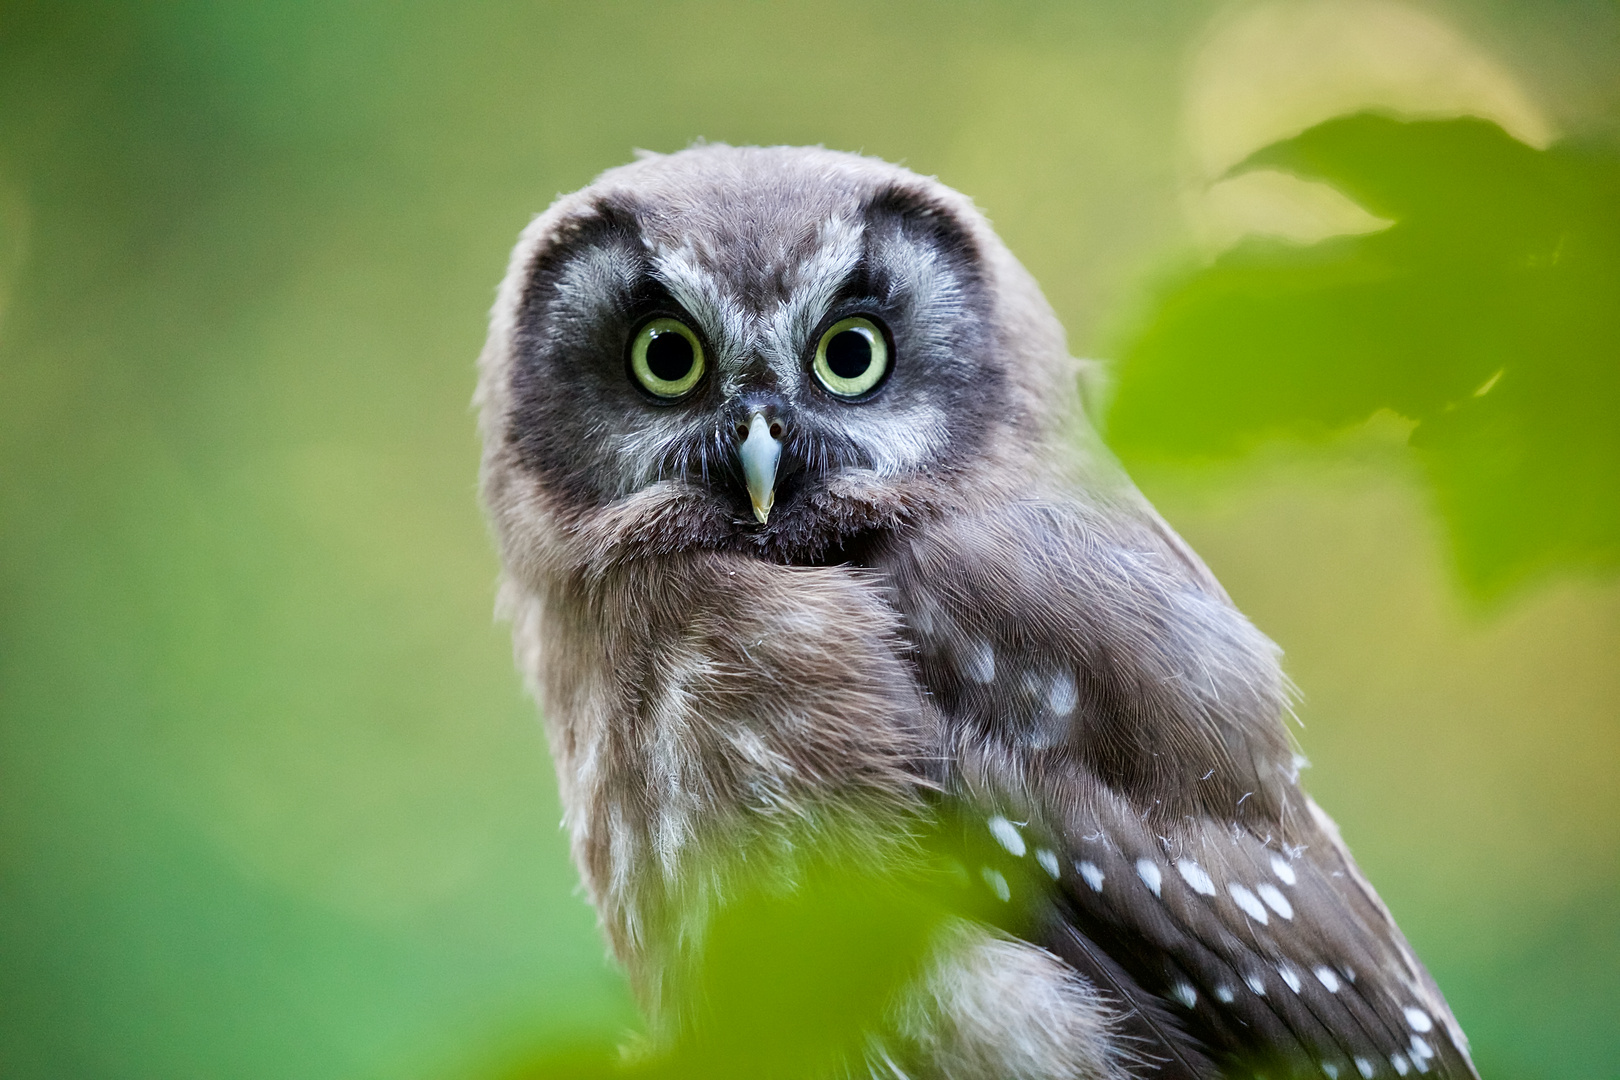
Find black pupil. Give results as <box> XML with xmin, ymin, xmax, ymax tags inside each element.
<box><xmin>826</xmin><ymin>328</ymin><xmax>873</xmax><ymax>380</ymax></box>
<box><xmin>646</xmin><ymin>330</ymin><xmax>694</xmax><ymax>383</ymax></box>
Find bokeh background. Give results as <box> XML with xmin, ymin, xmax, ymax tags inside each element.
<box><xmin>2</xmin><ymin>2</ymin><xmax>1616</xmax><ymax>1078</ymax></box>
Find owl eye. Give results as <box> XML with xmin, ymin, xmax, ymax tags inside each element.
<box><xmin>629</xmin><ymin>317</ymin><xmax>706</xmax><ymax>399</ymax></box>
<box><xmin>812</xmin><ymin>316</ymin><xmax>889</xmax><ymax>399</ymax></box>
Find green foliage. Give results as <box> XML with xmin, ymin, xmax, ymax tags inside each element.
<box><xmin>1108</xmin><ymin>114</ymin><xmax>1620</xmax><ymax>597</ymax></box>
<box><xmin>498</xmin><ymin>817</ymin><xmax>1034</xmax><ymax>1080</ymax></box>
<box><xmin>680</xmin><ymin>867</ymin><xmax>941</xmax><ymax>1076</ymax></box>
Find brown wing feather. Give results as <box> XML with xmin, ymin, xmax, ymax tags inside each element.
<box><xmin>875</xmin><ymin>497</ymin><xmax>1480</xmax><ymax>1079</ymax></box>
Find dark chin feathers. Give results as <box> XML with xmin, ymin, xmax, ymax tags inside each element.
<box><xmin>544</xmin><ymin>465</ymin><xmax>961</xmax><ymax>573</ymax></box>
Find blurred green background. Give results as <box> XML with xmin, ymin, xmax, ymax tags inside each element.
<box><xmin>1</xmin><ymin>2</ymin><xmax>1616</xmax><ymax>1078</ymax></box>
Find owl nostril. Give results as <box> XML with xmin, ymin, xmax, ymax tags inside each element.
<box><xmin>734</xmin><ymin>420</ymin><xmax>785</xmax><ymax>442</ymax></box>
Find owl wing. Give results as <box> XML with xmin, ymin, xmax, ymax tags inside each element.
<box><xmin>875</xmin><ymin>498</ymin><xmax>1479</xmax><ymax>1080</ymax></box>
<box><xmin>960</xmin><ymin>768</ymin><xmax>1478</xmax><ymax>1080</ymax></box>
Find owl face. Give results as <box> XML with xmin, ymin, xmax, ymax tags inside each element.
<box><xmin>492</xmin><ymin>147</ymin><xmax>1051</xmax><ymax>562</ymax></box>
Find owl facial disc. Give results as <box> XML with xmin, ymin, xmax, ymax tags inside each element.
<box><xmin>739</xmin><ymin>412</ymin><xmax>782</xmax><ymax>524</ymax></box>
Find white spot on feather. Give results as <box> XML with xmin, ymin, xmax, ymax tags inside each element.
<box><xmin>1314</xmin><ymin>966</ymin><xmax>1341</xmax><ymax>992</ymax></box>
<box><xmin>981</xmin><ymin>866</ymin><xmax>1010</xmax><ymax>902</ymax></box>
<box><xmin>1245</xmin><ymin>972</ymin><xmax>1267</xmax><ymax>996</ymax></box>
<box><xmin>1047</xmin><ymin>671</ymin><xmax>1077</xmax><ymax>716</ymax></box>
<box><xmin>1258</xmin><ymin>882</ymin><xmax>1294</xmax><ymax>919</ymax></box>
<box><xmin>1169</xmin><ymin>981</ymin><xmax>1197</xmax><ymax>1008</ymax></box>
<box><xmin>1277</xmin><ymin>963</ymin><xmax>1302</xmax><ymax>993</ymax></box>
<box><xmin>988</xmin><ymin>815</ymin><xmax>1026</xmax><ymax>857</ymax></box>
<box><xmin>1136</xmin><ymin>858</ymin><xmax>1163</xmax><ymax>897</ymax></box>
<box><xmin>963</xmin><ymin>639</ymin><xmax>996</xmax><ymax>684</ymax></box>
<box><xmin>1355</xmin><ymin>1056</ymin><xmax>1376</xmax><ymax>1078</ymax></box>
<box><xmin>1323</xmin><ymin>1062</ymin><xmax>1340</xmax><ymax>1079</ymax></box>
<box><xmin>1403</xmin><ymin>1006</ymin><xmax>1433</xmax><ymax>1033</ymax></box>
<box><xmin>1390</xmin><ymin>1052</ymin><xmax>1410</xmax><ymax>1076</ymax></box>
<box><xmin>1176</xmin><ymin>858</ymin><xmax>1217</xmax><ymax>896</ymax></box>
<box><xmin>1229</xmin><ymin>883</ymin><xmax>1270</xmax><ymax>923</ymax></box>
<box><xmin>1271</xmin><ymin>854</ymin><xmax>1298</xmax><ymax>885</ymax></box>
<box><xmin>1078</xmin><ymin>861</ymin><xmax>1105</xmax><ymax>892</ymax></box>
<box><xmin>1214</xmin><ymin>983</ymin><xmax>1235</xmax><ymax>1003</ymax></box>
<box><xmin>1035</xmin><ymin>848</ymin><xmax>1060</xmax><ymax>879</ymax></box>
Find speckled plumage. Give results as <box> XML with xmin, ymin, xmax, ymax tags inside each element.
<box><xmin>476</xmin><ymin>145</ymin><xmax>1478</xmax><ymax>1079</ymax></box>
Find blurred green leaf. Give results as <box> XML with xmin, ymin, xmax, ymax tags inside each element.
<box><xmin>494</xmin><ymin>814</ymin><xmax>1038</xmax><ymax>1080</ymax></box>
<box><xmin>1108</xmin><ymin>113</ymin><xmax>1620</xmax><ymax>597</ymax></box>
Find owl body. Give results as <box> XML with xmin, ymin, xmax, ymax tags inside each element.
<box><xmin>478</xmin><ymin>147</ymin><xmax>1477</xmax><ymax>1079</ymax></box>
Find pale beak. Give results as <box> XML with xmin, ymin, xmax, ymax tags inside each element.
<box><xmin>738</xmin><ymin>412</ymin><xmax>782</xmax><ymax>524</ymax></box>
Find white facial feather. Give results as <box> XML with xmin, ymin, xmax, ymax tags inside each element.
<box><xmin>555</xmin><ymin>241</ymin><xmax>643</xmax><ymax>317</ymax></box>
<box><xmin>650</xmin><ymin>241</ymin><xmax>752</xmax><ymax>375</ymax></box>
<box><xmin>609</xmin><ymin>409</ymin><xmax>718</xmax><ymax>494</ymax></box>
<box><xmin>640</xmin><ymin>204</ymin><xmax>956</xmax><ymax>481</ymax></box>
<box><xmin>757</xmin><ymin>213</ymin><xmax>866</xmax><ymax>387</ymax></box>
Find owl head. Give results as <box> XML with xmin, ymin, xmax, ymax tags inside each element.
<box><xmin>477</xmin><ymin>145</ymin><xmax>1084</xmax><ymax>569</ymax></box>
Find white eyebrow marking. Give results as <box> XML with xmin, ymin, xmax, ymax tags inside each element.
<box><xmin>1136</xmin><ymin>858</ymin><xmax>1163</xmax><ymax>897</ymax></box>
<box><xmin>1176</xmin><ymin>858</ymin><xmax>1217</xmax><ymax>896</ymax></box>
<box><xmin>649</xmin><ymin>243</ymin><xmax>750</xmax><ymax>373</ymax></box>
<box><xmin>987</xmin><ymin>815</ymin><xmax>1025</xmax><ymax>857</ymax></box>
<box><xmin>758</xmin><ymin>213</ymin><xmax>865</xmax><ymax>385</ymax></box>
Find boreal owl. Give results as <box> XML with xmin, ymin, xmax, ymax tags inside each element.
<box><xmin>475</xmin><ymin>145</ymin><xmax>1477</xmax><ymax>1080</ymax></box>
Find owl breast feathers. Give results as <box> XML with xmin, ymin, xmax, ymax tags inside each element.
<box><xmin>476</xmin><ymin>145</ymin><xmax>1478</xmax><ymax>1080</ymax></box>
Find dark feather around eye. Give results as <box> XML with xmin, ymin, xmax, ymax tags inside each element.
<box><xmin>519</xmin><ymin>197</ymin><xmax>648</xmax><ymax>314</ymax></box>
<box><xmin>861</xmin><ymin>184</ymin><xmax>983</xmax><ymax>285</ymax></box>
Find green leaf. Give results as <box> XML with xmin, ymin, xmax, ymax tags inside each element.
<box><xmin>1109</xmin><ymin>113</ymin><xmax>1620</xmax><ymax>597</ymax></box>
<box><xmin>495</xmin><ymin>812</ymin><xmax>1034</xmax><ymax>1080</ymax></box>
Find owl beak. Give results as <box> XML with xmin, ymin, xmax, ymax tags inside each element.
<box><xmin>738</xmin><ymin>412</ymin><xmax>782</xmax><ymax>524</ymax></box>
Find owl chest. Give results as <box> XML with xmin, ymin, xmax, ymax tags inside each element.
<box><xmin>536</xmin><ymin>599</ymin><xmax>853</xmax><ymax>936</ymax></box>
<box><xmin>532</xmin><ymin>552</ymin><xmax>953</xmax><ymax>962</ymax></box>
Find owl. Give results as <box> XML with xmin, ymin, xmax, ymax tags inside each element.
<box><xmin>476</xmin><ymin>146</ymin><xmax>1478</xmax><ymax>1080</ymax></box>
